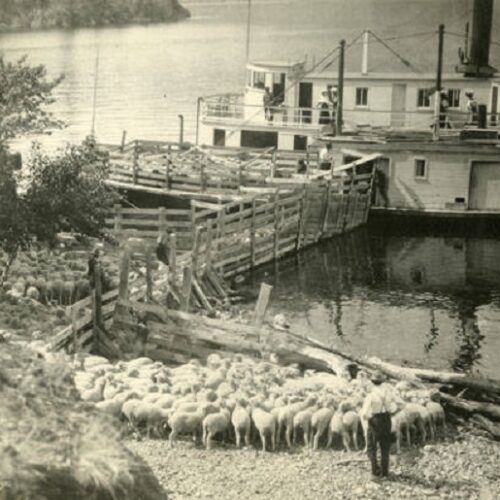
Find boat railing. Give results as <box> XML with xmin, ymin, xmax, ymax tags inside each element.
<box><xmin>202</xmin><ymin>95</ymin><xmax>500</xmax><ymax>133</ymax></box>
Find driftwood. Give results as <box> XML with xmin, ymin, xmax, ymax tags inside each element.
<box><xmin>439</xmin><ymin>393</ymin><xmax>500</xmax><ymax>421</ymax></box>
<box><xmin>472</xmin><ymin>414</ymin><xmax>500</xmax><ymax>441</ymax></box>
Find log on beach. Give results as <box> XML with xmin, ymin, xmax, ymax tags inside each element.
<box><xmin>439</xmin><ymin>393</ymin><xmax>500</xmax><ymax>421</ymax></box>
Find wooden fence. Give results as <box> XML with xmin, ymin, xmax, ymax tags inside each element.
<box><xmin>105</xmin><ymin>205</ymin><xmax>194</xmax><ymax>251</ymax></box>
<box><xmin>105</xmin><ymin>169</ymin><xmax>373</xmax><ymax>280</ymax></box>
<box><xmin>103</xmin><ymin>140</ymin><xmax>330</xmax><ymax>195</ymax></box>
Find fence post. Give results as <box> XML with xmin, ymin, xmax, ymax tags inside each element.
<box><xmin>250</xmin><ymin>198</ymin><xmax>256</xmax><ymax>268</ymax></box>
<box><xmin>133</xmin><ymin>140</ymin><xmax>139</xmax><ymax>184</ymax></box>
<box><xmin>190</xmin><ymin>203</ymin><xmax>197</xmax><ymax>249</ymax></box>
<box><xmin>206</xmin><ymin>222</ymin><xmax>213</xmax><ymax>270</ymax></box>
<box><xmin>92</xmin><ymin>257</ymin><xmax>103</xmax><ymax>352</ymax></box>
<box><xmin>191</xmin><ymin>226</ymin><xmax>202</xmax><ymax>275</ymax></box>
<box><xmin>321</xmin><ymin>179</ymin><xmax>333</xmax><ymax>236</ymax></box>
<box><xmin>165</xmin><ymin>146</ymin><xmax>171</xmax><ymax>190</ymax></box>
<box><xmin>238</xmin><ymin>163</ymin><xmax>243</xmax><ymax>192</ymax></box>
<box><xmin>118</xmin><ymin>247</ymin><xmax>131</xmax><ymax>300</ymax></box>
<box><xmin>297</xmin><ymin>185</ymin><xmax>307</xmax><ymax>250</ymax></box>
<box><xmin>71</xmin><ymin>306</ymin><xmax>78</xmax><ymax>354</ymax></box>
<box><xmin>273</xmin><ymin>190</ymin><xmax>280</xmax><ymax>260</ymax></box>
<box><xmin>200</xmin><ymin>157</ymin><xmax>206</xmax><ymax>192</ymax></box>
<box><xmin>113</xmin><ymin>204</ymin><xmax>123</xmax><ymax>237</ymax></box>
<box><xmin>145</xmin><ymin>247</ymin><xmax>153</xmax><ymax>303</ymax></box>
<box><xmin>159</xmin><ymin>206</ymin><xmax>167</xmax><ymax>236</ymax></box>
<box><xmin>181</xmin><ymin>266</ymin><xmax>193</xmax><ymax>312</ymax></box>
<box><xmin>271</xmin><ymin>148</ymin><xmax>277</xmax><ymax>178</ymax></box>
<box><xmin>120</xmin><ymin>130</ymin><xmax>127</xmax><ymax>153</ymax></box>
<box><xmin>169</xmin><ymin>233</ymin><xmax>177</xmax><ymax>286</ymax></box>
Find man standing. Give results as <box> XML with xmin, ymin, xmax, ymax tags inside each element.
<box><xmin>465</xmin><ymin>91</ymin><xmax>478</xmax><ymax>125</ymax></box>
<box><xmin>263</xmin><ymin>87</ymin><xmax>274</xmax><ymax>122</ymax></box>
<box><xmin>361</xmin><ymin>371</ymin><xmax>399</xmax><ymax>478</ymax></box>
<box><xmin>318</xmin><ymin>142</ymin><xmax>334</xmax><ymax>171</ymax></box>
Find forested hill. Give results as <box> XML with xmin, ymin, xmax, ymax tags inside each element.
<box><xmin>0</xmin><ymin>0</ymin><xmax>190</xmax><ymax>31</ymax></box>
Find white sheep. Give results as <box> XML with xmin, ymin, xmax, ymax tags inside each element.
<box><xmin>202</xmin><ymin>409</ymin><xmax>231</xmax><ymax>450</ymax></box>
<box><xmin>426</xmin><ymin>401</ymin><xmax>446</xmax><ymax>436</ymax></box>
<box><xmin>277</xmin><ymin>396</ymin><xmax>316</xmax><ymax>449</ymax></box>
<box><xmin>231</xmin><ymin>401</ymin><xmax>252</xmax><ymax>448</ymax></box>
<box><xmin>311</xmin><ymin>407</ymin><xmax>335</xmax><ymax>450</ymax></box>
<box><xmin>251</xmin><ymin>404</ymin><xmax>277</xmax><ymax>452</ymax></box>
<box><xmin>169</xmin><ymin>403</ymin><xmax>219</xmax><ymax>447</ymax></box>
<box><xmin>293</xmin><ymin>406</ymin><xmax>317</xmax><ymax>447</ymax></box>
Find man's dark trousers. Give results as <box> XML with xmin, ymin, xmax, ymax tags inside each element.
<box><xmin>366</xmin><ymin>412</ymin><xmax>392</xmax><ymax>477</ymax></box>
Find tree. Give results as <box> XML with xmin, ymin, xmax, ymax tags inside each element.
<box><xmin>0</xmin><ymin>54</ymin><xmax>63</xmax><ymax>284</ymax></box>
<box><xmin>0</xmin><ymin>157</ymin><xmax>30</xmax><ymax>286</ymax></box>
<box><xmin>25</xmin><ymin>137</ymin><xmax>119</xmax><ymax>245</ymax></box>
<box><xmin>0</xmin><ymin>55</ymin><xmax>63</xmax><ymax>147</ymax></box>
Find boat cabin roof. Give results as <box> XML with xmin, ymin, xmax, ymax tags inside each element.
<box><xmin>247</xmin><ymin>60</ymin><xmax>305</xmax><ymax>73</ymax></box>
<box><xmin>306</xmin><ymin>71</ymin><xmax>498</xmax><ymax>84</ymax></box>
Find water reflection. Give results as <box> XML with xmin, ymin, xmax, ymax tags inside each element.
<box><xmin>239</xmin><ymin>224</ymin><xmax>500</xmax><ymax>378</ymax></box>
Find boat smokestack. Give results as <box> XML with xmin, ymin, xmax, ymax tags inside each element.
<box><xmin>457</xmin><ymin>0</ymin><xmax>496</xmax><ymax>77</ymax></box>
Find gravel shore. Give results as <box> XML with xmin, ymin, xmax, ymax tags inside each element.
<box><xmin>126</xmin><ymin>432</ymin><xmax>500</xmax><ymax>499</ymax></box>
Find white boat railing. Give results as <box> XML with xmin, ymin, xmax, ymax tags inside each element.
<box><xmin>201</xmin><ymin>95</ymin><xmax>500</xmax><ymax>134</ymax></box>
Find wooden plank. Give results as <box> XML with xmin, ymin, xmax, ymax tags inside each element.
<box><xmin>253</xmin><ymin>283</ymin><xmax>273</xmax><ymax>328</ymax></box>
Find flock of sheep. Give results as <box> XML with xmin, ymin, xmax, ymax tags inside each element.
<box><xmin>73</xmin><ymin>353</ymin><xmax>446</xmax><ymax>453</ymax></box>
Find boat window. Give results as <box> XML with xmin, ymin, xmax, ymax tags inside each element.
<box><xmin>252</xmin><ymin>71</ymin><xmax>266</xmax><ymax>89</ymax></box>
<box><xmin>447</xmin><ymin>89</ymin><xmax>461</xmax><ymax>108</ymax></box>
<box><xmin>414</xmin><ymin>158</ymin><xmax>428</xmax><ymax>179</ymax></box>
<box><xmin>417</xmin><ymin>89</ymin><xmax>432</xmax><ymax>108</ymax></box>
<box><xmin>355</xmin><ymin>87</ymin><xmax>369</xmax><ymax>107</ymax></box>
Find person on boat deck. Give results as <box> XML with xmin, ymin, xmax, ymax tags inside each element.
<box><xmin>361</xmin><ymin>371</ymin><xmax>400</xmax><ymax>478</ymax></box>
<box><xmin>297</xmin><ymin>159</ymin><xmax>307</xmax><ymax>174</ymax></box>
<box><xmin>466</xmin><ymin>91</ymin><xmax>478</xmax><ymax>125</ymax></box>
<box><xmin>327</xmin><ymin>84</ymin><xmax>338</xmax><ymax>121</ymax></box>
<box><xmin>263</xmin><ymin>87</ymin><xmax>274</xmax><ymax>122</ymax></box>
<box><xmin>317</xmin><ymin>91</ymin><xmax>331</xmax><ymax>125</ymax></box>
<box><xmin>318</xmin><ymin>142</ymin><xmax>334</xmax><ymax>171</ymax></box>
<box><xmin>439</xmin><ymin>91</ymin><xmax>451</xmax><ymax>129</ymax></box>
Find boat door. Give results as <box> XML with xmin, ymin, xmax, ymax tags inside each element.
<box><xmin>469</xmin><ymin>162</ymin><xmax>500</xmax><ymax>210</ymax></box>
<box><xmin>490</xmin><ymin>84</ymin><xmax>498</xmax><ymax>126</ymax></box>
<box><xmin>298</xmin><ymin>82</ymin><xmax>313</xmax><ymax>124</ymax></box>
<box><xmin>391</xmin><ymin>84</ymin><xmax>407</xmax><ymax>127</ymax></box>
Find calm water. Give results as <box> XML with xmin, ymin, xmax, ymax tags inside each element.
<box><xmin>237</xmin><ymin>223</ymin><xmax>500</xmax><ymax>379</ymax></box>
<box><xmin>1</xmin><ymin>0</ymin><xmax>500</xmax><ymax>375</ymax></box>
<box><xmin>2</xmin><ymin>0</ymin><xmax>500</xmax><ymax>147</ymax></box>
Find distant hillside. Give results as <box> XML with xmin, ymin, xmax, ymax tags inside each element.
<box><xmin>0</xmin><ymin>0</ymin><xmax>190</xmax><ymax>32</ymax></box>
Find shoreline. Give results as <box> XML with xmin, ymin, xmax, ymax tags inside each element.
<box><xmin>0</xmin><ymin>15</ymin><xmax>191</xmax><ymax>36</ymax></box>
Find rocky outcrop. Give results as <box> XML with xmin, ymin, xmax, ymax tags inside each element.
<box><xmin>0</xmin><ymin>0</ymin><xmax>190</xmax><ymax>32</ymax></box>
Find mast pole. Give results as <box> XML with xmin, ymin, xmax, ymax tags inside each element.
<box><xmin>336</xmin><ymin>39</ymin><xmax>345</xmax><ymax>136</ymax></box>
<box><xmin>433</xmin><ymin>24</ymin><xmax>445</xmax><ymax>140</ymax></box>
<box><xmin>91</xmin><ymin>47</ymin><xmax>99</xmax><ymax>138</ymax></box>
<box><xmin>245</xmin><ymin>0</ymin><xmax>252</xmax><ymax>62</ymax></box>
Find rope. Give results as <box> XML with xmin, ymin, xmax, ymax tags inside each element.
<box><xmin>380</xmin><ymin>31</ymin><xmax>437</xmax><ymax>42</ymax></box>
<box><xmin>445</xmin><ymin>30</ymin><xmax>500</xmax><ymax>48</ymax></box>
<box><xmin>368</xmin><ymin>30</ymin><xmax>423</xmax><ymax>74</ymax></box>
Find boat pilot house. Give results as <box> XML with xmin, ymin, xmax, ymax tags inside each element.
<box><xmin>199</xmin><ymin>0</ymin><xmax>500</xmax><ymax>217</ymax></box>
